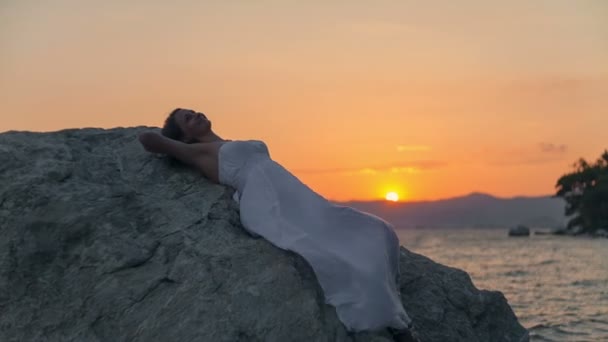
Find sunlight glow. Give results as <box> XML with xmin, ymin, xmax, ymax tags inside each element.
<box><xmin>385</xmin><ymin>192</ymin><xmax>399</xmax><ymax>202</ymax></box>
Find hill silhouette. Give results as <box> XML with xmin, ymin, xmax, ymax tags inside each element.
<box><xmin>340</xmin><ymin>192</ymin><xmax>566</xmax><ymax>229</ymax></box>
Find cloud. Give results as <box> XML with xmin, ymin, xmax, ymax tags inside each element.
<box><xmin>397</xmin><ymin>145</ymin><xmax>431</xmax><ymax>152</ymax></box>
<box><xmin>486</xmin><ymin>157</ymin><xmax>567</xmax><ymax>166</ymax></box>
<box><xmin>293</xmin><ymin>160</ymin><xmax>446</xmax><ymax>175</ymax></box>
<box><xmin>539</xmin><ymin>142</ymin><xmax>567</xmax><ymax>154</ymax></box>
<box><xmin>358</xmin><ymin>168</ymin><xmax>378</xmax><ymax>175</ymax></box>
<box><xmin>482</xmin><ymin>143</ymin><xmax>569</xmax><ymax>166</ymax></box>
<box><xmin>389</xmin><ymin>167</ymin><xmax>421</xmax><ymax>174</ymax></box>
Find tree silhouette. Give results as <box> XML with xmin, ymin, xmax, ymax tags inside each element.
<box><xmin>555</xmin><ymin>150</ymin><xmax>608</xmax><ymax>233</ymax></box>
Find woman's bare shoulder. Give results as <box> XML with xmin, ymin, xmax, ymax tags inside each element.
<box><xmin>194</xmin><ymin>140</ymin><xmax>232</xmax><ymax>153</ymax></box>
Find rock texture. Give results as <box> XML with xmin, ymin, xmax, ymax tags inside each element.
<box><xmin>0</xmin><ymin>127</ymin><xmax>528</xmax><ymax>342</ymax></box>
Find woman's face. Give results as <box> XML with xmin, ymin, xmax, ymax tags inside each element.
<box><xmin>174</xmin><ymin>109</ymin><xmax>211</xmax><ymax>142</ymax></box>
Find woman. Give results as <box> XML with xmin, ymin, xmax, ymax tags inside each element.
<box><xmin>138</xmin><ymin>108</ymin><xmax>418</xmax><ymax>342</ymax></box>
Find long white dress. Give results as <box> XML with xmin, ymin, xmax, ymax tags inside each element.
<box><xmin>218</xmin><ymin>140</ymin><xmax>411</xmax><ymax>332</ymax></box>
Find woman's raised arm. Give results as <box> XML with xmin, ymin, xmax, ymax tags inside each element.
<box><xmin>138</xmin><ymin>132</ymin><xmax>205</xmax><ymax>167</ymax></box>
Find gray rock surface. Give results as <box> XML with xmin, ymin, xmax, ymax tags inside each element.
<box><xmin>0</xmin><ymin>128</ymin><xmax>529</xmax><ymax>342</ymax></box>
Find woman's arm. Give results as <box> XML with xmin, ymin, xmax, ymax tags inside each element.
<box><xmin>138</xmin><ymin>132</ymin><xmax>205</xmax><ymax>167</ymax></box>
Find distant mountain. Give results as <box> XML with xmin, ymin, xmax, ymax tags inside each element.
<box><xmin>337</xmin><ymin>192</ymin><xmax>567</xmax><ymax>229</ymax></box>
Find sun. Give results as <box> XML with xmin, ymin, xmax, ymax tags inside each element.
<box><xmin>385</xmin><ymin>191</ymin><xmax>399</xmax><ymax>202</ymax></box>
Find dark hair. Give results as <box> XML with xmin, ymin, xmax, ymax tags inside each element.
<box><xmin>161</xmin><ymin>108</ymin><xmax>195</xmax><ymax>166</ymax></box>
<box><xmin>162</xmin><ymin>107</ymin><xmax>200</xmax><ymax>144</ymax></box>
<box><xmin>161</xmin><ymin>108</ymin><xmax>185</xmax><ymax>142</ymax></box>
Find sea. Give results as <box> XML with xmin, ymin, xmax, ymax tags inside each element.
<box><xmin>396</xmin><ymin>228</ymin><xmax>608</xmax><ymax>342</ymax></box>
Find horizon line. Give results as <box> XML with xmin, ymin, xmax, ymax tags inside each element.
<box><xmin>332</xmin><ymin>191</ymin><xmax>559</xmax><ymax>204</ymax></box>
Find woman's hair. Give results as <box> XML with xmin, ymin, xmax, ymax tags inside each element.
<box><xmin>161</xmin><ymin>108</ymin><xmax>194</xmax><ymax>166</ymax></box>
<box><xmin>161</xmin><ymin>108</ymin><xmax>184</xmax><ymax>142</ymax></box>
<box><xmin>161</xmin><ymin>107</ymin><xmax>200</xmax><ymax>144</ymax></box>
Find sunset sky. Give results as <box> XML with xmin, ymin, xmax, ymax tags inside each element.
<box><xmin>1</xmin><ymin>1</ymin><xmax>607</xmax><ymax>201</ymax></box>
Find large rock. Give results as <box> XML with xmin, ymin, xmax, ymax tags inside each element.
<box><xmin>0</xmin><ymin>128</ymin><xmax>528</xmax><ymax>342</ymax></box>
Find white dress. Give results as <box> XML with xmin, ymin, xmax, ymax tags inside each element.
<box><xmin>218</xmin><ymin>140</ymin><xmax>411</xmax><ymax>332</ymax></box>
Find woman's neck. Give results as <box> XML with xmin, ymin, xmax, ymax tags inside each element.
<box><xmin>195</xmin><ymin>131</ymin><xmax>228</xmax><ymax>143</ymax></box>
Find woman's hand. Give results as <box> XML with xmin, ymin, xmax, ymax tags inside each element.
<box><xmin>138</xmin><ymin>132</ymin><xmax>166</xmax><ymax>154</ymax></box>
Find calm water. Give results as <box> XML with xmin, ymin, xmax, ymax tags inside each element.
<box><xmin>396</xmin><ymin>229</ymin><xmax>608</xmax><ymax>342</ymax></box>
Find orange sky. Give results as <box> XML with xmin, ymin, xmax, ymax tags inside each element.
<box><xmin>1</xmin><ymin>1</ymin><xmax>607</xmax><ymax>201</ymax></box>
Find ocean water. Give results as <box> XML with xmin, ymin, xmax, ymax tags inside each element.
<box><xmin>396</xmin><ymin>228</ymin><xmax>608</xmax><ymax>342</ymax></box>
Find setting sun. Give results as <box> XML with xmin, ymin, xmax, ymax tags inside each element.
<box><xmin>385</xmin><ymin>192</ymin><xmax>399</xmax><ymax>202</ymax></box>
